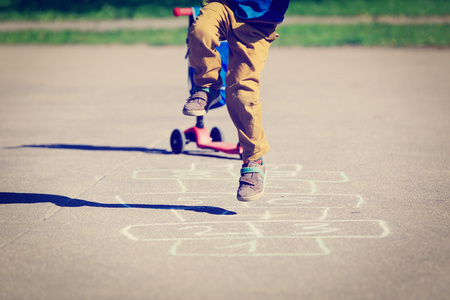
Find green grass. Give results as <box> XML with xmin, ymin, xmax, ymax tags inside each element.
<box><xmin>1</xmin><ymin>0</ymin><xmax>448</xmax><ymax>47</ymax></box>
<box><xmin>276</xmin><ymin>24</ymin><xmax>450</xmax><ymax>47</ymax></box>
<box><xmin>0</xmin><ymin>24</ymin><xmax>448</xmax><ymax>47</ymax></box>
<box><xmin>0</xmin><ymin>0</ymin><xmax>449</xmax><ymax>20</ymax></box>
<box><xmin>0</xmin><ymin>28</ymin><xmax>188</xmax><ymax>45</ymax></box>
<box><xmin>286</xmin><ymin>0</ymin><xmax>450</xmax><ymax>17</ymax></box>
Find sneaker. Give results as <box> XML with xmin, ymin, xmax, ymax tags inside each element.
<box><xmin>182</xmin><ymin>89</ymin><xmax>220</xmax><ymax>116</ymax></box>
<box><xmin>237</xmin><ymin>160</ymin><xmax>265</xmax><ymax>202</ymax></box>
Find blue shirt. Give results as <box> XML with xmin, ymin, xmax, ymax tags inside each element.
<box><xmin>229</xmin><ymin>0</ymin><xmax>291</xmax><ymax>23</ymax></box>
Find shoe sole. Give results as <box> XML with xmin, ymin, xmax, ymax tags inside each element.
<box><xmin>182</xmin><ymin>108</ymin><xmax>206</xmax><ymax>116</ymax></box>
<box><xmin>237</xmin><ymin>188</ymin><xmax>264</xmax><ymax>202</ymax></box>
<box><xmin>182</xmin><ymin>94</ymin><xmax>221</xmax><ymax>117</ymax></box>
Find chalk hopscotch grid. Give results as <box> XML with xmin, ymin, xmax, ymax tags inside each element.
<box><xmin>119</xmin><ymin>163</ymin><xmax>389</xmax><ymax>257</ymax></box>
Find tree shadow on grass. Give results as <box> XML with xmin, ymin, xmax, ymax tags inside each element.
<box><xmin>0</xmin><ymin>192</ymin><xmax>236</xmax><ymax>216</ymax></box>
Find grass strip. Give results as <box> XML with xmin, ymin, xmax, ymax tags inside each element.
<box><xmin>276</xmin><ymin>24</ymin><xmax>450</xmax><ymax>47</ymax></box>
<box><xmin>0</xmin><ymin>24</ymin><xmax>448</xmax><ymax>47</ymax></box>
<box><xmin>286</xmin><ymin>0</ymin><xmax>450</xmax><ymax>17</ymax></box>
<box><xmin>0</xmin><ymin>0</ymin><xmax>449</xmax><ymax>20</ymax></box>
<box><xmin>0</xmin><ymin>28</ymin><xmax>188</xmax><ymax>45</ymax></box>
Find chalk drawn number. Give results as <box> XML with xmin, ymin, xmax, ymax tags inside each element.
<box><xmin>179</xmin><ymin>226</ymin><xmax>214</xmax><ymax>236</ymax></box>
<box><xmin>216</xmin><ymin>240</ymin><xmax>257</xmax><ymax>253</ymax></box>
<box><xmin>293</xmin><ymin>223</ymin><xmax>338</xmax><ymax>235</ymax></box>
<box><xmin>178</xmin><ymin>225</ymin><xmax>254</xmax><ymax>237</ymax></box>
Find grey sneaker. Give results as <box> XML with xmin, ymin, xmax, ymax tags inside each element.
<box><xmin>183</xmin><ymin>89</ymin><xmax>220</xmax><ymax>116</ymax></box>
<box><xmin>237</xmin><ymin>161</ymin><xmax>266</xmax><ymax>202</ymax></box>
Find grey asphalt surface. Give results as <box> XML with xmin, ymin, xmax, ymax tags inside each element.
<box><xmin>0</xmin><ymin>45</ymin><xmax>449</xmax><ymax>300</ymax></box>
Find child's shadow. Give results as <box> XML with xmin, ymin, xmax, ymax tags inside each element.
<box><xmin>0</xmin><ymin>192</ymin><xmax>236</xmax><ymax>215</ymax></box>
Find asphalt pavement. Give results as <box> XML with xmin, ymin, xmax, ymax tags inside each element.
<box><xmin>0</xmin><ymin>45</ymin><xmax>449</xmax><ymax>300</ymax></box>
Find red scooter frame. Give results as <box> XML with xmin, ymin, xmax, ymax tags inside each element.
<box><xmin>170</xmin><ymin>6</ymin><xmax>243</xmax><ymax>158</ymax></box>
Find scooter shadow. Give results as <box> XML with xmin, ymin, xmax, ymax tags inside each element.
<box><xmin>7</xmin><ymin>144</ymin><xmax>240</xmax><ymax>160</ymax></box>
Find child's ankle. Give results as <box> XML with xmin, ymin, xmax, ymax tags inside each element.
<box><xmin>192</xmin><ymin>85</ymin><xmax>219</xmax><ymax>99</ymax></box>
<box><xmin>243</xmin><ymin>157</ymin><xmax>263</xmax><ymax>165</ymax></box>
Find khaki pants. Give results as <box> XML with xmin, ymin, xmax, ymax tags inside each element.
<box><xmin>188</xmin><ymin>0</ymin><xmax>278</xmax><ymax>161</ymax></box>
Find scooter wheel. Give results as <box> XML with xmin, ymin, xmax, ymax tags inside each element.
<box><xmin>210</xmin><ymin>127</ymin><xmax>224</xmax><ymax>142</ymax></box>
<box><xmin>170</xmin><ymin>129</ymin><xmax>185</xmax><ymax>154</ymax></box>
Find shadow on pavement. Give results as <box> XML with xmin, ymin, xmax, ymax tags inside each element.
<box><xmin>7</xmin><ymin>144</ymin><xmax>172</xmax><ymax>154</ymax></box>
<box><xmin>6</xmin><ymin>144</ymin><xmax>241</xmax><ymax>160</ymax></box>
<box><xmin>183</xmin><ymin>150</ymin><xmax>241</xmax><ymax>160</ymax></box>
<box><xmin>0</xmin><ymin>192</ymin><xmax>236</xmax><ymax>215</ymax></box>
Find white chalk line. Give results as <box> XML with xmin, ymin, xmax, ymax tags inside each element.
<box><xmin>169</xmin><ymin>237</ymin><xmax>331</xmax><ymax>257</ymax></box>
<box><xmin>118</xmin><ymin>164</ymin><xmax>386</xmax><ymax>256</ymax></box>
<box><xmin>115</xmin><ymin>195</ymin><xmax>131</xmax><ymax>208</ymax></box>
<box><xmin>115</xmin><ymin>194</ymin><xmax>358</xmax><ymax>211</ymax></box>
<box><xmin>120</xmin><ymin>219</ymin><xmax>390</xmax><ymax>242</ymax></box>
<box><xmin>171</xmin><ymin>209</ymin><xmax>186</xmax><ymax>222</ymax></box>
<box><xmin>121</xmin><ymin>220</ymin><xmax>388</xmax><ymax>226</ymax></box>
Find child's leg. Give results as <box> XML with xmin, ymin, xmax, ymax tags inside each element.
<box><xmin>224</xmin><ymin>17</ymin><xmax>278</xmax><ymax>201</ymax></box>
<box><xmin>225</xmin><ymin>21</ymin><xmax>279</xmax><ymax>161</ymax></box>
<box><xmin>187</xmin><ymin>1</ymin><xmax>229</xmax><ymax>91</ymax></box>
